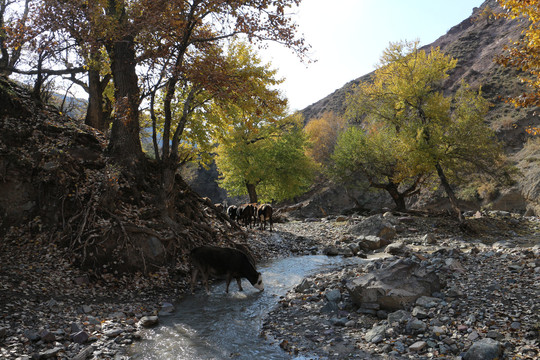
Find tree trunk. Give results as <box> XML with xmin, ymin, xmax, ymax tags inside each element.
<box><xmin>246</xmin><ymin>183</ymin><xmax>258</xmax><ymax>204</ymax></box>
<box><xmin>385</xmin><ymin>181</ymin><xmax>407</xmax><ymax>212</ymax></box>
<box><xmin>107</xmin><ymin>35</ymin><xmax>143</xmax><ymax>163</ymax></box>
<box><xmin>85</xmin><ymin>69</ymin><xmax>107</xmax><ymax>131</ymax></box>
<box><xmin>435</xmin><ymin>162</ymin><xmax>462</xmax><ymax>221</ymax></box>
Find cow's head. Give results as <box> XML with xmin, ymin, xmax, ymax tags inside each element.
<box><xmin>254</xmin><ymin>272</ymin><xmax>264</xmax><ymax>291</ymax></box>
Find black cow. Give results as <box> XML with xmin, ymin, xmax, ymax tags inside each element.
<box><xmin>190</xmin><ymin>245</ymin><xmax>264</xmax><ymax>294</ymax></box>
<box><xmin>227</xmin><ymin>205</ymin><xmax>238</xmax><ymax>221</ymax></box>
<box><xmin>256</xmin><ymin>204</ymin><xmax>273</xmax><ymax>231</ymax></box>
<box><xmin>237</xmin><ymin>203</ymin><xmax>255</xmax><ymax>228</ymax></box>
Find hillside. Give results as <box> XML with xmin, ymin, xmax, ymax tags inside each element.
<box><xmin>295</xmin><ymin>0</ymin><xmax>540</xmax><ymax>216</ymax></box>
<box><xmin>302</xmin><ymin>0</ymin><xmax>539</xmax><ymax>148</ymax></box>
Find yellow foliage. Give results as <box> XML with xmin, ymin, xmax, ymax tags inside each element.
<box><xmin>304</xmin><ymin>111</ymin><xmax>346</xmax><ymax>166</ymax></box>
<box><xmin>496</xmin><ymin>0</ymin><xmax>540</xmax><ymax>110</ymax></box>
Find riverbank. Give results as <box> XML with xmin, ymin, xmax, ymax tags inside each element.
<box><xmin>0</xmin><ymin>211</ymin><xmax>539</xmax><ymax>359</ymax></box>
<box><xmin>258</xmin><ymin>213</ymin><xmax>540</xmax><ymax>359</ymax></box>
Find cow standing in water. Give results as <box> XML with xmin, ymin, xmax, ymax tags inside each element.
<box><xmin>256</xmin><ymin>204</ymin><xmax>273</xmax><ymax>231</ymax></box>
<box><xmin>190</xmin><ymin>245</ymin><xmax>264</xmax><ymax>294</ymax></box>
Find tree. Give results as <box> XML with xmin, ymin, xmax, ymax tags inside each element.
<box><xmin>215</xmin><ymin>113</ymin><xmax>315</xmax><ymax>204</ymax></box>
<box><xmin>304</xmin><ymin>111</ymin><xmax>346</xmax><ymax>167</ymax></box>
<box><xmin>33</xmin><ymin>0</ymin><xmax>307</xmax><ymax>163</ymax></box>
<box><xmin>340</xmin><ymin>41</ymin><xmax>511</xmax><ymax>218</ymax></box>
<box><xmin>331</xmin><ymin>123</ymin><xmax>424</xmax><ymax>212</ymax></box>
<box><xmin>0</xmin><ymin>0</ymin><xmax>30</xmax><ymax>75</ymax></box>
<box><xmin>496</xmin><ymin>0</ymin><xmax>540</xmax><ymax>107</ymax></box>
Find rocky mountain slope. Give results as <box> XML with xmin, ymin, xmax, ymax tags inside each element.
<box><xmin>302</xmin><ymin>0</ymin><xmax>536</xmax><ymax>143</ymax></box>
<box><xmin>297</xmin><ymin>0</ymin><xmax>540</xmax><ymax>217</ymax></box>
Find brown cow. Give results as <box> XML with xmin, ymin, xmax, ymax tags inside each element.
<box><xmin>237</xmin><ymin>203</ymin><xmax>256</xmax><ymax>228</ymax></box>
<box><xmin>256</xmin><ymin>204</ymin><xmax>273</xmax><ymax>231</ymax></box>
<box><xmin>190</xmin><ymin>245</ymin><xmax>264</xmax><ymax>294</ymax></box>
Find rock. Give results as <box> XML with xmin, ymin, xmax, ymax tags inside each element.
<box><xmin>23</xmin><ymin>330</ymin><xmax>40</xmax><ymax>342</ymax></box>
<box><xmin>387</xmin><ymin>310</ymin><xmax>412</xmax><ymax>324</ymax></box>
<box><xmin>422</xmin><ymin>233</ymin><xmax>437</xmax><ymax>244</ymax></box>
<box><xmin>409</xmin><ymin>341</ymin><xmax>427</xmax><ymax>352</ymax></box>
<box><xmin>407</xmin><ymin>319</ymin><xmax>427</xmax><ymax>333</ymax></box>
<box><xmin>415</xmin><ymin>296</ymin><xmax>441</xmax><ymax>308</ymax></box>
<box><xmin>463</xmin><ymin>338</ymin><xmax>503</xmax><ymax>360</ymax></box>
<box><xmin>71</xmin><ymin>323</ymin><xmax>83</xmax><ymax>334</ymax></box>
<box><xmin>139</xmin><ymin>316</ymin><xmax>159</xmax><ymax>328</ymax></box>
<box><xmin>384</xmin><ymin>241</ymin><xmax>409</xmax><ymax>256</ymax></box>
<box><xmin>411</xmin><ymin>306</ymin><xmax>429</xmax><ymax>319</ymax></box>
<box><xmin>325</xmin><ymin>289</ymin><xmax>342</xmax><ymax>303</ymax></box>
<box><xmin>323</xmin><ymin>245</ymin><xmax>340</xmax><ymax>256</ymax></box>
<box><xmin>445</xmin><ymin>258</ymin><xmax>465</xmax><ymax>273</ymax></box>
<box><xmin>72</xmin><ymin>331</ymin><xmax>90</xmax><ymax>344</ymax></box>
<box><xmin>365</xmin><ymin>324</ymin><xmax>387</xmax><ymax>343</ymax></box>
<box><xmin>432</xmin><ymin>326</ymin><xmax>445</xmax><ymax>336</ymax></box>
<box><xmin>0</xmin><ymin>326</ymin><xmax>7</xmax><ymax>338</ymax></box>
<box><xmin>39</xmin><ymin>347</ymin><xmax>63</xmax><ymax>359</ymax></box>
<box><xmin>72</xmin><ymin>345</ymin><xmax>96</xmax><ymax>360</ymax></box>
<box><xmin>357</xmin><ymin>235</ymin><xmax>383</xmax><ymax>251</ymax></box>
<box><xmin>38</xmin><ymin>329</ymin><xmax>55</xmax><ymax>343</ymax></box>
<box><xmin>329</xmin><ymin>317</ymin><xmax>348</xmax><ymax>327</ymax></box>
<box><xmin>346</xmin><ymin>259</ymin><xmax>442</xmax><ymax>310</ymax></box>
<box><xmin>349</xmin><ymin>215</ymin><xmax>397</xmax><ymax>242</ymax></box>
<box><xmin>295</xmin><ymin>279</ymin><xmax>314</xmax><ymax>292</ymax></box>
<box><xmin>103</xmin><ymin>328</ymin><xmax>123</xmax><ymax>337</ymax></box>
<box><xmin>159</xmin><ymin>302</ymin><xmax>175</xmax><ymax>316</ymax></box>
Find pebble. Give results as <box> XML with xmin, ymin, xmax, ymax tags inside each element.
<box><xmin>409</xmin><ymin>340</ymin><xmax>427</xmax><ymax>352</ymax></box>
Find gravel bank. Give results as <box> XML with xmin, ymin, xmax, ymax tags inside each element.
<box><xmin>258</xmin><ymin>213</ymin><xmax>540</xmax><ymax>359</ymax></box>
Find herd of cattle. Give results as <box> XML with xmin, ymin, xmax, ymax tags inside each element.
<box><xmin>190</xmin><ymin>202</ymin><xmax>274</xmax><ymax>294</ymax></box>
<box><xmin>221</xmin><ymin>203</ymin><xmax>274</xmax><ymax>231</ymax></box>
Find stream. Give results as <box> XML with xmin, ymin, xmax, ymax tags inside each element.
<box><xmin>129</xmin><ymin>255</ymin><xmax>369</xmax><ymax>359</ymax></box>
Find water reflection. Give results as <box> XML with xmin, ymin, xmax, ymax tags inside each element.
<box><xmin>130</xmin><ymin>255</ymin><xmax>367</xmax><ymax>360</ymax></box>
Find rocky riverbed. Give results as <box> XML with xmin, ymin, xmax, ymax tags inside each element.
<box><xmin>0</xmin><ymin>211</ymin><xmax>539</xmax><ymax>359</ymax></box>
<box><xmin>258</xmin><ymin>212</ymin><xmax>540</xmax><ymax>360</ymax></box>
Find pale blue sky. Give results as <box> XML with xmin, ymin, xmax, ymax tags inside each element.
<box><xmin>262</xmin><ymin>0</ymin><xmax>486</xmax><ymax>111</ymax></box>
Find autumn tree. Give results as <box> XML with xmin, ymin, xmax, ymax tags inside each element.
<box><xmin>0</xmin><ymin>0</ymin><xmax>31</xmax><ymax>75</ymax></box>
<box><xmin>10</xmin><ymin>0</ymin><xmax>307</xmax><ymax>165</ymax></box>
<box><xmin>215</xmin><ymin>112</ymin><xmax>315</xmax><ymax>204</ymax></box>
<box><xmin>304</xmin><ymin>111</ymin><xmax>346</xmax><ymax>167</ymax></box>
<box><xmin>496</xmin><ymin>0</ymin><xmax>540</xmax><ymax>107</ymax></box>
<box><xmin>331</xmin><ymin>123</ymin><xmax>425</xmax><ymax>212</ymax></box>
<box><xmin>338</xmin><ymin>41</ymin><xmax>511</xmax><ymax>218</ymax></box>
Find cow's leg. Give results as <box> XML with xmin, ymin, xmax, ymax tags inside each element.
<box><xmin>236</xmin><ymin>277</ymin><xmax>243</xmax><ymax>291</ymax></box>
<box><xmin>269</xmin><ymin>216</ymin><xmax>273</xmax><ymax>231</ymax></box>
<box><xmin>225</xmin><ymin>273</ymin><xmax>232</xmax><ymax>293</ymax></box>
<box><xmin>191</xmin><ymin>268</ymin><xmax>199</xmax><ymax>293</ymax></box>
<box><xmin>201</xmin><ymin>272</ymin><xmax>210</xmax><ymax>294</ymax></box>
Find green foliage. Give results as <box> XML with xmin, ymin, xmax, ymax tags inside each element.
<box><xmin>333</xmin><ymin>40</ymin><xmax>513</xmax><ymax>211</ymax></box>
<box><xmin>215</xmin><ymin>113</ymin><xmax>316</xmax><ymax>203</ymax></box>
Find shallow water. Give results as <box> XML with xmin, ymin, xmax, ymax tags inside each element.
<box><xmin>129</xmin><ymin>255</ymin><xmax>368</xmax><ymax>360</ymax></box>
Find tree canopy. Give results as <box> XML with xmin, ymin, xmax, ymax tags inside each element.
<box><xmin>334</xmin><ymin>41</ymin><xmax>512</xmax><ymax>217</ymax></box>
<box><xmin>215</xmin><ymin>112</ymin><xmax>315</xmax><ymax>204</ymax></box>
<box><xmin>304</xmin><ymin>111</ymin><xmax>346</xmax><ymax>167</ymax></box>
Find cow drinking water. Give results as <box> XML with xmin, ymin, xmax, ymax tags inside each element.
<box><xmin>190</xmin><ymin>245</ymin><xmax>264</xmax><ymax>294</ymax></box>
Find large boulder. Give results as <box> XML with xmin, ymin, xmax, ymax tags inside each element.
<box><xmin>346</xmin><ymin>259</ymin><xmax>442</xmax><ymax>311</ymax></box>
<box><xmin>349</xmin><ymin>214</ymin><xmax>397</xmax><ymax>243</ymax></box>
<box><xmin>463</xmin><ymin>338</ymin><xmax>503</xmax><ymax>360</ymax></box>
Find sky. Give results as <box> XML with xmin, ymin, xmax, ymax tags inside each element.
<box><xmin>261</xmin><ymin>0</ymin><xmax>486</xmax><ymax>112</ymax></box>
